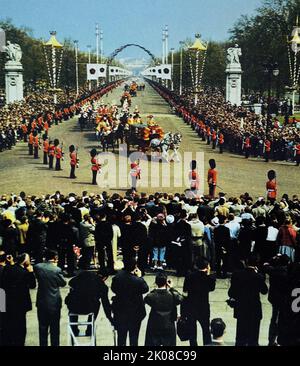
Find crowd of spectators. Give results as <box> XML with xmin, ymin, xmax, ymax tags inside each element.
<box><xmin>149</xmin><ymin>81</ymin><xmax>300</xmax><ymax>162</ymax></box>
<box><xmin>0</xmin><ymin>188</ymin><xmax>299</xmax><ymax>346</ymax></box>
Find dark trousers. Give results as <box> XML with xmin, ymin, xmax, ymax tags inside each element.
<box><xmin>212</xmin><ymin>140</ymin><xmax>217</xmax><ymax>149</ymax></box>
<box><xmin>58</xmin><ymin>245</ymin><xmax>75</xmax><ymax>274</ymax></box>
<box><xmin>49</xmin><ymin>155</ymin><xmax>54</xmax><ymax>169</ymax></box>
<box><xmin>268</xmin><ymin>305</ymin><xmax>280</xmax><ymax>345</ymax></box>
<box><xmin>55</xmin><ymin>158</ymin><xmax>61</xmax><ymax>171</ymax></box>
<box><xmin>97</xmin><ymin>243</ymin><xmax>114</xmax><ymax>271</ymax></box>
<box><xmin>189</xmin><ymin>314</ymin><xmax>212</xmax><ymax>346</ymax></box>
<box><xmin>236</xmin><ymin>316</ymin><xmax>261</xmax><ymax>346</ymax></box>
<box><xmin>70</xmin><ymin>165</ymin><xmax>76</xmax><ymax>178</ymax></box>
<box><xmin>245</xmin><ymin>148</ymin><xmax>250</xmax><ymax>159</ymax></box>
<box><xmin>3</xmin><ymin>311</ymin><xmax>27</xmax><ymax>346</ymax></box>
<box><xmin>219</xmin><ymin>144</ymin><xmax>223</xmax><ymax>154</ymax></box>
<box><xmin>215</xmin><ymin>242</ymin><xmax>228</xmax><ymax>276</ymax></box>
<box><xmin>34</xmin><ymin>146</ymin><xmax>39</xmax><ymax>159</ymax></box>
<box><xmin>209</xmin><ymin>184</ymin><xmax>216</xmax><ymax>198</ymax></box>
<box><xmin>265</xmin><ymin>151</ymin><xmax>270</xmax><ymax>162</ymax></box>
<box><xmin>78</xmin><ymin>246</ymin><xmax>94</xmax><ymax>269</ymax></box>
<box><xmin>43</xmin><ymin>152</ymin><xmax>48</xmax><ymax>165</ymax></box>
<box><xmin>29</xmin><ymin>144</ymin><xmax>33</xmax><ymax>155</ymax></box>
<box><xmin>117</xmin><ymin>321</ymin><xmax>141</xmax><ymax>346</ymax></box>
<box><xmin>38</xmin><ymin>308</ymin><xmax>61</xmax><ymax>346</ymax></box>
<box><xmin>92</xmin><ymin>170</ymin><xmax>97</xmax><ymax>185</ymax></box>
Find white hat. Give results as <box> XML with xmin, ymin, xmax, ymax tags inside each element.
<box><xmin>69</xmin><ymin>197</ymin><xmax>76</xmax><ymax>203</ymax></box>
<box><xmin>211</xmin><ymin>217</ymin><xmax>219</xmax><ymax>226</ymax></box>
<box><xmin>166</xmin><ymin>215</ymin><xmax>175</xmax><ymax>224</ymax></box>
<box><xmin>173</xmin><ymin>197</ymin><xmax>180</xmax><ymax>202</ymax></box>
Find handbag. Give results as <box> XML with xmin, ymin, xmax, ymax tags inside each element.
<box><xmin>177</xmin><ymin>316</ymin><xmax>192</xmax><ymax>342</ymax></box>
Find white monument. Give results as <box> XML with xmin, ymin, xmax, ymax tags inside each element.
<box><xmin>226</xmin><ymin>44</ymin><xmax>242</xmax><ymax>106</ymax></box>
<box><xmin>4</xmin><ymin>41</ymin><xmax>24</xmax><ymax>104</ymax></box>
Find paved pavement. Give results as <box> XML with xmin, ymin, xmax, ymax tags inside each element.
<box><xmin>25</xmin><ymin>271</ymin><xmax>272</xmax><ymax>346</ymax></box>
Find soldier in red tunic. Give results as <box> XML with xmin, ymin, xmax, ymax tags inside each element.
<box><xmin>264</xmin><ymin>139</ymin><xmax>271</xmax><ymax>163</ymax></box>
<box><xmin>69</xmin><ymin>145</ymin><xmax>78</xmax><ymax>179</ymax></box>
<box><xmin>207</xmin><ymin>159</ymin><xmax>218</xmax><ymax>199</ymax></box>
<box><xmin>189</xmin><ymin>160</ymin><xmax>200</xmax><ymax>193</ymax></box>
<box><xmin>266</xmin><ymin>170</ymin><xmax>277</xmax><ymax>203</ymax></box>
<box><xmin>130</xmin><ymin>160</ymin><xmax>141</xmax><ymax>192</ymax></box>
<box><xmin>90</xmin><ymin>148</ymin><xmax>100</xmax><ymax>185</ymax></box>
<box><xmin>33</xmin><ymin>131</ymin><xmax>40</xmax><ymax>159</ymax></box>
<box><xmin>54</xmin><ymin>139</ymin><xmax>63</xmax><ymax>171</ymax></box>
<box><xmin>42</xmin><ymin>134</ymin><xmax>49</xmax><ymax>165</ymax></box>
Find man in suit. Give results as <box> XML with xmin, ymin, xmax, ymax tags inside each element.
<box><xmin>213</xmin><ymin>215</ymin><xmax>231</xmax><ymax>278</ymax></box>
<box><xmin>182</xmin><ymin>257</ymin><xmax>216</xmax><ymax>346</ymax></box>
<box><xmin>228</xmin><ymin>255</ymin><xmax>268</xmax><ymax>346</ymax></box>
<box><xmin>1</xmin><ymin>253</ymin><xmax>36</xmax><ymax>346</ymax></box>
<box><xmin>66</xmin><ymin>269</ymin><xmax>113</xmax><ymax>337</ymax></box>
<box><xmin>111</xmin><ymin>258</ymin><xmax>149</xmax><ymax>346</ymax></box>
<box><xmin>144</xmin><ymin>274</ymin><xmax>182</xmax><ymax>346</ymax></box>
<box><xmin>34</xmin><ymin>249</ymin><xmax>67</xmax><ymax>346</ymax></box>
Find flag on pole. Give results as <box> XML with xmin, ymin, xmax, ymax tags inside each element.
<box><xmin>87</xmin><ymin>64</ymin><xmax>99</xmax><ymax>80</ymax></box>
<box><xmin>161</xmin><ymin>64</ymin><xmax>172</xmax><ymax>80</ymax></box>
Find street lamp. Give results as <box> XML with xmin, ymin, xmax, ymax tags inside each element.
<box><xmin>74</xmin><ymin>40</ymin><xmax>79</xmax><ymax>97</ymax></box>
<box><xmin>170</xmin><ymin>47</ymin><xmax>174</xmax><ymax>91</ymax></box>
<box><xmin>288</xmin><ymin>18</ymin><xmax>300</xmax><ymax>115</ymax></box>
<box><xmin>179</xmin><ymin>41</ymin><xmax>185</xmax><ymax>95</ymax></box>
<box><xmin>263</xmin><ymin>60</ymin><xmax>280</xmax><ymax>138</ymax></box>
<box><xmin>188</xmin><ymin>34</ymin><xmax>208</xmax><ymax>105</ymax></box>
<box><xmin>44</xmin><ymin>31</ymin><xmax>63</xmax><ymax>104</ymax></box>
<box><xmin>87</xmin><ymin>45</ymin><xmax>91</xmax><ymax>91</ymax></box>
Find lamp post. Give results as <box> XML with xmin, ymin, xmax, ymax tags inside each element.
<box><xmin>171</xmin><ymin>47</ymin><xmax>174</xmax><ymax>91</ymax></box>
<box><xmin>179</xmin><ymin>41</ymin><xmax>184</xmax><ymax>95</ymax></box>
<box><xmin>44</xmin><ymin>31</ymin><xmax>63</xmax><ymax>104</ymax></box>
<box><xmin>74</xmin><ymin>40</ymin><xmax>79</xmax><ymax>97</ymax></box>
<box><xmin>263</xmin><ymin>61</ymin><xmax>279</xmax><ymax>138</ymax></box>
<box><xmin>288</xmin><ymin>18</ymin><xmax>300</xmax><ymax>115</ymax></box>
<box><xmin>188</xmin><ymin>34</ymin><xmax>208</xmax><ymax>106</ymax></box>
<box><xmin>87</xmin><ymin>45</ymin><xmax>91</xmax><ymax>91</ymax></box>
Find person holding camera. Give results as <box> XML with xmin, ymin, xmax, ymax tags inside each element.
<box><xmin>144</xmin><ymin>274</ymin><xmax>183</xmax><ymax>346</ymax></box>
<box><xmin>111</xmin><ymin>258</ymin><xmax>149</xmax><ymax>346</ymax></box>
<box><xmin>1</xmin><ymin>253</ymin><xmax>36</xmax><ymax>346</ymax></box>
<box><xmin>182</xmin><ymin>257</ymin><xmax>216</xmax><ymax>346</ymax></box>
<box><xmin>79</xmin><ymin>214</ymin><xmax>96</xmax><ymax>270</ymax></box>
<box><xmin>228</xmin><ymin>254</ymin><xmax>268</xmax><ymax>346</ymax></box>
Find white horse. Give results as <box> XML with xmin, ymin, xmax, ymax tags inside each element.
<box><xmin>150</xmin><ymin>132</ymin><xmax>182</xmax><ymax>162</ymax></box>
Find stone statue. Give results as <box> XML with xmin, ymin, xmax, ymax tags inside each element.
<box><xmin>4</xmin><ymin>41</ymin><xmax>22</xmax><ymax>62</ymax></box>
<box><xmin>227</xmin><ymin>44</ymin><xmax>242</xmax><ymax>65</ymax></box>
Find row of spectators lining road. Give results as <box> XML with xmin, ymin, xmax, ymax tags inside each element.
<box><xmin>0</xmin><ymin>81</ymin><xmax>124</xmax><ymax>152</ymax></box>
<box><xmin>148</xmin><ymin>81</ymin><xmax>300</xmax><ymax>163</ymax></box>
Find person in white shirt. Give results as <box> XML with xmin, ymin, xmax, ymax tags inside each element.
<box><xmin>265</xmin><ymin>222</ymin><xmax>279</xmax><ymax>261</ymax></box>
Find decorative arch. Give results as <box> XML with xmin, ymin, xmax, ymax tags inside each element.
<box><xmin>107</xmin><ymin>44</ymin><xmax>157</xmax><ymax>64</ymax></box>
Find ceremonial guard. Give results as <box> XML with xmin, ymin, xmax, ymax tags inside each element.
<box><xmin>33</xmin><ymin>131</ymin><xmax>40</xmax><ymax>159</ymax></box>
<box><xmin>266</xmin><ymin>170</ymin><xmax>277</xmax><ymax>203</ymax></box>
<box><xmin>48</xmin><ymin>140</ymin><xmax>55</xmax><ymax>169</ymax></box>
<box><xmin>207</xmin><ymin>159</ymin><xmax>218</xmax><ymax>199</ymax></box>
<box><xmin>218</xmin><ymin>132</ymin><xmax>224</xmax><ymax>154</ymax></box>
<box><xmin>264</xmin><ymin>138</ymin><xmax>271</xmax><ymax>163</ymax></box>
<box><xmin>130</xmin><ymin>160</ymin><xmax>141</xmax><ymax>192</ymax></box>
<box><xmin>54</xmin><ymin>139</ymin><xmax>63</xmax><ymax>171</ymax></box>
<box><xmin>69</xmin><ymin>145</ymin><xmax>78</xmax><ymax>179</ymax></box>
<box><xmin>42</xmin><ymin>135</ymin><xmax>49</xmax><ymax>165</ymax></box>
<box><xmin>90</xmin><ymin>149</ymin><xmax>100</xmax><ymax>185</ymax></box>
<box><xmin>21</xmin><ymin>122</ymin><xmax>28</xmax><ymax>142</ymax></box>
<box><xmin>189</xmin><ymin>160</ymin><xmax>200</xmax><ymax>193</ymax></box>
<box><xmin>244</xmin><ymin>136</ymin><xmax>251</xmax><ymax>159</ymax></box>
<box><xmin>212</xmin><ymin>129</ymin><xmax>217</xmax><ymax>149</ymax></box>
<box><xmin>28</xmin><ymin>131</ymin><xmax>34</xmax><ymax>155</ymax></box>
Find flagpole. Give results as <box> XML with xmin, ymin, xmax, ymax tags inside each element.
<box><xmin>96</xmin><ymin>23</ymin><xmax>100</xmax><ymax>87</ymax></box>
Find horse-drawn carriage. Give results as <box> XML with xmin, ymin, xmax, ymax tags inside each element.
<box><xmin>120</xmin><ymin>92</ymin><xmax>131</xmax><ymax>107</ymax></box>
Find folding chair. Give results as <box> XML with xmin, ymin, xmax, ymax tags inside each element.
<box><xmin>68</xmin><ymin>313</ymin><xmax>96</xmax><ymax>346</ymax></box>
